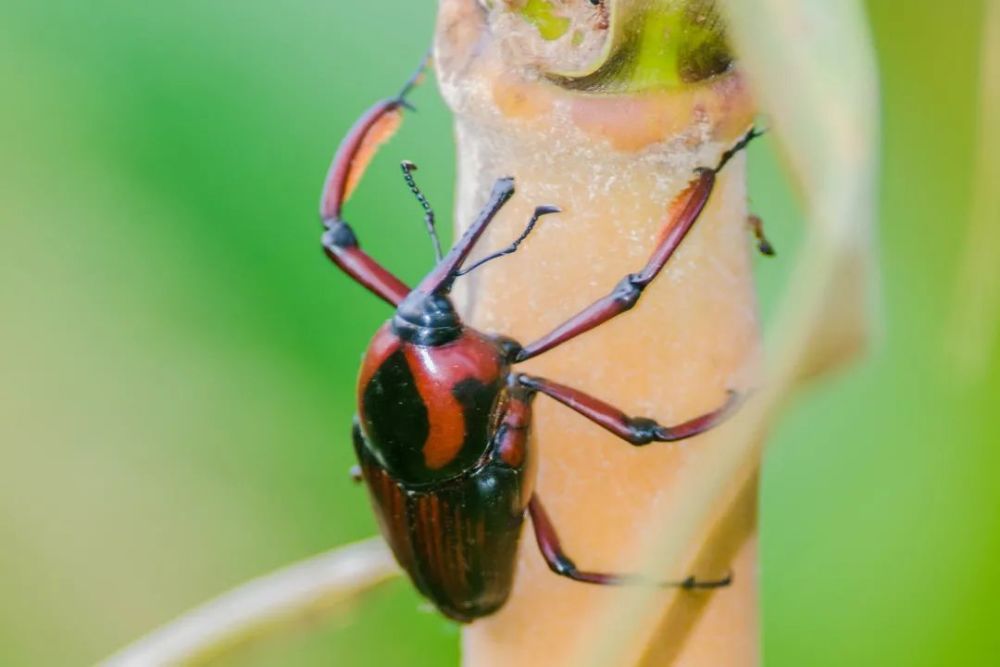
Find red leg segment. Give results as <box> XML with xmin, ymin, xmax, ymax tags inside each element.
<box><xmin>321</xmin><ymin>222</ymin><xmax>410</xmax><ymax>307</ymax></box>
<box><xmin>518</xmin><ymin>374</ymin><xmax>739</xmax><ymax>445</ymax></box>
<box><xmin>515</xmin><ymin>129</ymin><xmax>761</xmax><ymax>362</ymax></box>
<box><xmin>318</xmin><ymin>59</ymin><xmax>427</xmax><ymax>306</ymax></box>
<box><xmin>529</xmin><ymin>495</ymin><xmax>732</xmax><ymax>589</ymax></box>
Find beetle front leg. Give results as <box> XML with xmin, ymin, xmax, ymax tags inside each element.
<box><xmin>321</xmin><ymin>222</ymin><xmax>410</xmax><ymax>306</ymax></box>
<box><xmin>514</xmin><ymin>129</ymin><xmax>761</xmax><ymax>362</ymax></box>
<box><xmin>529</xmin><ymin>496</ymin><xmax>732</xmax><ymax>589</ymax></box>
<box><xmin>318</xmin><ymin>57</ymin><xmax>428</xmax><ymax>306</ymax></box>
<box><xmin>518</xmin><ymin>375</ymin><xmax>740</xmax><ymax>445</ymax></box>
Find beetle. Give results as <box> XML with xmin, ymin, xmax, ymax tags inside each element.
<box><xmin>317</xmin><ymin>60</ymin><xmax>763</xmax><ymax>623</ymax></box>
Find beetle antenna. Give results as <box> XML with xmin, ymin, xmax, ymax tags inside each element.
<box><xmin>416</xmin><ymin>177</ymin><xmax>515</xmax><ymax>295</ymax></box>
<box><xmin>400</xmin><ymin>161</ymin><xmax>443</xmax><ymax>262</ymax></box>
<box><xmin>455</xmin><ymin>205</ymin><xmax>560</xmax><ymax>277</ymax></box>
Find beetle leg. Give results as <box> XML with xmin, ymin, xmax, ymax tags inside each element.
<box><xmin>529</xmin><ymin>495</ymin><xmax>732</xmax><ymax>588</ymax></box>
<box><xmin>747</xmin><ymin>214</ymin><xmax>776</xmax><ymax>256</ymax></box>
<box><xmin>514</xmin><ymin>129</ymin><xmax>762</xmax><ymax>362</ymax></box>
<box><xmin>518</xmin><ymin>374</ymin><xmax>740</xmax><ymax>445</ymax></box>
<box><xmin>318</xmin><ymin>56</ymin><xmax>429</xmax><ymax>306</ymax></box>
<box><xmin>321</xmin><ymin>222</ymin><xmax>411</xmax><ymax>306</ymax></box>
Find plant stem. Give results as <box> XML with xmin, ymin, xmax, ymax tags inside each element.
<box><xmin>435</xmin><ymin>2</ymin><xmax>760</xmax><ymax>664</ymax></box>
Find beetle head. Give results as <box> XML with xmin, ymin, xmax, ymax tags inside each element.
<box><xmin>392</xmin><ymin>290</ymin><xmax>463</xmax><ymax>346</ymax></box>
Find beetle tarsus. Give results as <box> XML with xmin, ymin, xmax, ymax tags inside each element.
<box><xmin>714</xmin><ymin>127</ymin><xmax>764</xmax><ymax>173</ymax></box>
<box><xmin>748</xmin><ymin>214</ymin><xmax>776</xmax><ymax>257</ymax></box>
<box><xmin>678</xmin><ymin>572</ymin><xmax>734</xmax><ymax>590</ymax></box>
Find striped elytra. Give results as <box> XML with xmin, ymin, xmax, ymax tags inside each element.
<box><xmin>352</xmin><ymin>405</ymin><xmax>533</xmax><ymax>622</ymax></box>
<box><xmin>352</xmin><ymin>320</ymin><xmax>537</xmax><ymax>621</ymax></box>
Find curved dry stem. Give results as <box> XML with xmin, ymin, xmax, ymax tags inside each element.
<box><xmin>100</xmin><ymin>538</ymin><xmax>399</xmax><ymax>667</ymax></box>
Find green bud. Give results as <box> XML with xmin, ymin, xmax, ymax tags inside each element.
<box><xmin>505</xmin><ymin>0</ymin><xmax>733</xmax><ymax>93</ymax></box>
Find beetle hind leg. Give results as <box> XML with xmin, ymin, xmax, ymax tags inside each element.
<box><xmin>529</xmin><ymin>496</ymin><xmax>732</xmax><ymax>589</ymax></box>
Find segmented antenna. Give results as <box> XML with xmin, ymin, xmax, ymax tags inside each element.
<box><xmin>400</xmin><ymin>161</ymin><xmax>443</xmax><ymax>262</ymax></box>
<box><xmin>455</xmin><ymin>205</ymin><xmax>560</xmax><ymax>277</ymax></box>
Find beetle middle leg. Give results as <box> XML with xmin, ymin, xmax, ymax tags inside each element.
<box><xmin>518</xmin><ymin>374</ymin><xmax>739</xmax><ymax>445</ymax></box>
<box><xmin>529</xmin><ymin>496</ymin><xmax>732</xmax><ymax>589</ymax></box>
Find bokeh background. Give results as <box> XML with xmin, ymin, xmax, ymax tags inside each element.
<box><xmin>1</xmin><ymin>1</ymin><xmax>997</xmax><ymax>665</ymax></box>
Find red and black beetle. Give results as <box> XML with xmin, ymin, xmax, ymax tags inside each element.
<box><xmin>317</xmin><ymin>61</ymin><xmax>761</xmax><ymax>622</ymax></box>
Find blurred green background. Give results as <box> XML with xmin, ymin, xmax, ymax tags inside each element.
<box><xmin>1</xmin><ymin>1</ymin><xmax>997</xmax><ymax>665</ymax></box>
